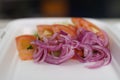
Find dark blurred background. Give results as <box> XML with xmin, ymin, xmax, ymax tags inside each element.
<box><xmin>0</xmin><ymin>0</ymin><xmax>120</xmax><ymax>19</ymax></box>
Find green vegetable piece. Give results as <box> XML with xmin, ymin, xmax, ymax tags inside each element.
<box><xmin>34</xmin><ymin>32</ymin><xmax>40</xmax><ymax>40</ymax></box>
<box><xmin>27</xmin><ymin>45</ymin><xmax>33</xmax><ymax>50</ymax></box>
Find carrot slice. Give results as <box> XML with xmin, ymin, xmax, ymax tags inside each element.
<box><xmin>16</xmin><ymin>35</ymin><xmax>36</xmax><ymax>60</ymax></box>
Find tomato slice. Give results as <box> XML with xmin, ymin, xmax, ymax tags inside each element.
<box><xmin>72</xmin><ymin>49</ymin><xmax>84</xmax><ymax>59</ymax></box>
<box><xmin>67</xmin><ymin>24</ymin><xmax>77</xmax><ymax>32</ymax></box>
<box><xmin>37</xmin><ymin>25</ymin><xmax>54</xmax><ymax>38</ymax></box>
<box><xmin>16</xmin><ymin>35</ymin><xmax>36</xmax><ymax>60</ymax></box>
<box><xmin>72</xmin><ymin>18</ymin><xmax>101</xmax><ymax>33</ymax></box>
<box><xmin>72</xmin><ymin>18</ymin><xmax>106</xmax><ymax>40</ymax></box>
<box><xmin>53</xmin><ymin>24</ymin><xmax>76</xmax><ymax>37</ymax></box>
<box><xmin>37</xmin><ymin>24</ymin><xmax>76</xmax><ymax>38</ymax></box>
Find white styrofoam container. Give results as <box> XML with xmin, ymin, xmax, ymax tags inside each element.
<box><xmin>0</xmin><ymin>18</ymin><xmax>120</xmax><ymax>80</ymax></box>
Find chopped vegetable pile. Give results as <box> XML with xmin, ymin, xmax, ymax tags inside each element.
<box><xmin>16</xmin><ymin>18</ymin><xmax>111</xmax><ymax>69</ymax></box>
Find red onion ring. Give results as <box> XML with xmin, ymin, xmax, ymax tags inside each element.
<box><xmin>75</xmin><ymin>44</ymin><xmax>93</xmax><ymax>63</ymax></box>
<box><xmin>45</xmin><ymin>45</ymin><xmax>75</xmax><ymax>65</ymax></box>
<box><xmin>31</xmin><ymin>27</ymin><xmax>111</xmax><ymax>69</ymax></box>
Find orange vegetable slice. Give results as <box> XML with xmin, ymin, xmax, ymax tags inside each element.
<box><xmin>53</xmin><ymin>24</ymin><xmax>76</xmax><ymax>37</ymax></box>
<box><xmin>37</xmin><ymin>24</ymin><xmax>76</xmax><ymax>38</ymax></box>
<box><xmin>37</xmin><ymin>25</ymin><xmax>54</xmax><ymax>38</ymax></box>
<box><xmin>16</xmin><ymin>35</ymin><xmax>36</xmax><ymax>60</ymax></box>
<box><xmin>72</xmin><ymin>18</ymin><xmax>106</xmax><ymax>40</ymax></box>
<box><xmin>72</xmin><ymin>18</ymin><xmax>101</xmax><ymax>33</ymax></box>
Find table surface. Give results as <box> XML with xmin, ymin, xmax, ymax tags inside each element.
<box><xmin>0</xmin><ymin>19</ymin><xmax>120</xmax><ymax>29</ymax></box>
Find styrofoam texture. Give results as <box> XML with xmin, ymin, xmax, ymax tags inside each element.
<box><xmin>0</xmin><ymin>18</ymin><xmax>120</xmax><ymax>80</ymax></box>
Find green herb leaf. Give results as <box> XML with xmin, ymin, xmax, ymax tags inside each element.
<box><xmin>34</xmin><ymin>32</ymin><xmax>40</xmax><ymax>40</ymax></box>
<box><xmin>27</xmin><ymin>45</ymin><xmax>33</xmax><ymax>50</ymax></box>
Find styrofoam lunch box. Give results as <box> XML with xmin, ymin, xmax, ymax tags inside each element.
<box><xmin>0</xmin><ymin>18</ymin><xmax>120</xmax><ymax>80</ymax></box>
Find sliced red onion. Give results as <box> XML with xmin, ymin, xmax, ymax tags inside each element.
<box><xmin>91</xmin><ymin>45</ymin><xmax>111</xmax><ymax>65</ymax></box>
<box><xmin>88</xmin><ymin>46</ymin><xmax>106</xmax><ymax>62</ymax></box>
<box><xmin>81</xmin><ymin>32</ymin><xmax>104</xmax><ymax>46</ymax></box>
<box><xmin>60</xmin><ymin>44</ymin><xmax>69</xmax><ymax>57</ymax></box>
<box><xmin>49</xmin><ymin>32</ymin><xmax>58</xmax><ymax>40</ymax></box>
<box><xmin>59</xmin><ymin>34</ymin><xmax>72</xmax><ymax>44</ymax></box>
<box><xmin>83</xmin><ymin>45</ymin><xmax>111</xmax><ymax>69</ymax></box>
<box><xmin>71</xmin><ymin>40</ymin><xmax>80</xmax><ymax>48</ymax></box>
<box><xmin>48</xmin><ymin>40</ymin><xmax>58</xmax><ymax>45</ymax></box>
<box><xmin>77</xmin><ymin>28</ymin><xmax>89</xmax><ymax>42</ymax></box>
<box><xmin>45</xmin><ymin>45</ymin><xmax>75</xmax><ymax>65</ymax></box>
<box><xmin>31</xmin><ymin>27</ymin><xmax>111</xmax><ymax>69</ymax></box>
<box><xmin>59</xmin><ymin>30</ymin><xmax>68</xmax><ymax>35</ymax></box>
<box><xmin>43</xmin><ymin>37</ymin><xmax>48</xmax><ymax>43</ymax></box>
<box><xmin>33</xmin><ymin>48</ymin><xmax>43</xmax><ymax>59</ymax></box>
<box><xmin>33</xmin><ymin>48</ymin><xmax>47</xmax><ymax>63</ymax></box>
<box><xmin>31</xmin><ymin>40</ymin><xmax>46</xmax><ymax>46</ymax></box>
<box><xmin>99</xmin><ymin>30</ymin><xmax>109</xmax><ymax>47</ymax></box>
<box><xmin>32</xmin><ymin>31</ymin><xmax>75</xmax><ymax>64</ymax></box>
<box><xmin>74</xmin><ymin>28</ymin><xmax>111</xmax><ymax>68</ymax></box>
<box><xmin>85</xmin><ymin>60</ymin><xmax>105</xmax><ymax>69</ymax></box>
<box><xmin>75</xmin><ymin>44</ymin><xmax>93</xmax><ymax>63</ymax></box>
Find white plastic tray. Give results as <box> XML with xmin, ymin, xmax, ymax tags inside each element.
<box><xmin>0</xmin><ymin>18</ymin><xmax>120</xmax><ymax>80</ymax></box>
